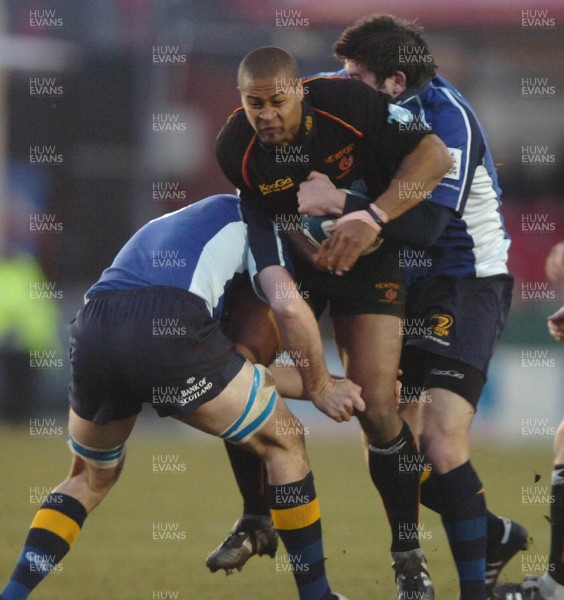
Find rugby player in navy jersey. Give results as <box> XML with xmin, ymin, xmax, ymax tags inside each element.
<box><xmin>0</xmin><ymin>194</ymin><xmax>361</xmax><ymax>600</ymax></box>
<box><xmin>296</xmin><ymin>15</ymin><xmax>523</xmax><ymax>600</ymax></box>
<box><xmin>213</xmin><ymin>46</ymin><xmax>451</xmax><ymax>599</ymax></box>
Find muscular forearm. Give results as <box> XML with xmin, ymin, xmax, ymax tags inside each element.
<box><xmin>296</xmin><ymin>135</ymin><xmax>452</xmax><ymax>228</ymax></box>
<box><xmin>269</xmin><ymin>363</ymin><xmax>306</xmax><ymax>399</ymax></box>
<box><xmin>271</xmin><ymin>301</ymin><xmax>330</xmax><ymax>396</ymax></box>
<box><xmin>259</xmin><ymin>266</ymin><xmax>330</xmax><ymax>396</ymax></box>
<box><xmin>372</xmin><ymin>134</ymin><xmax>452</xmax><ymax>222</ymax></box>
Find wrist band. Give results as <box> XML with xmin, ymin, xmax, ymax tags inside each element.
<box><xmin>343</xmin><ymin>192</ymin><xmax>370</xmax><ymax>214</ymax></box>
<box><xmin>343</xmin><ymin>192</ymin><xmax>386</xmax><ymax>230</ymax></box>
<box><xmin>366</xmin><ymin>205</ymin><xmax>386</xmax><ymax>229</ymax></box>
<box><xmin>337</xmin><ymin>210</ymin><xmax>382</xmax><ymax>233</ymax></box>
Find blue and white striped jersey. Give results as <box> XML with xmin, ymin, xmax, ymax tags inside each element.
<box><xmin>86</xmin><ymin>194</ymin><xmax>290</xmax><ymax>319</ymax></box>
<box><xmin>321</xmin><ymin>70</ymin><xmax>511</xmax><ymax>284</ymax></box>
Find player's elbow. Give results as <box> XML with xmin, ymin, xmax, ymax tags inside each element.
<box><xmin>269</xmin><ymin>291</ymin><xmax>303</xmax><ymax>321</ymax></box>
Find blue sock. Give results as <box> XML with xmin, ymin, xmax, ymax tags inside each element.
<box><xmin>1</xmin><ymin>493</ymin><xmax>87</xmax><ymax>600</ymax></box>
<box><xmin>266</xmin><ymin>472</ymin><xmax>333</xmax><ymax>600</ymax></box>
<box><xmin>435</xmin><ymin>462</ymin><xmax>487</xmax><ymax>600</ymax></box>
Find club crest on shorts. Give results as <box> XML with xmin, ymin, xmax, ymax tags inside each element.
<box><xmin>430</xmin><ymin>313</ymin><xmax>454</xmax><ymax>337</ymax></box>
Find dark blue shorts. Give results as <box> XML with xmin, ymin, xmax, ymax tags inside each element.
<box><xmin>403</xmin><ymin>274</ymin><xmax>513</xmax><ymax>374</ymax></box>
<box><xmin>399</xmin><ymin>274</ymin><xmax>513</xmax><ymax>407</ymax></box>
<box><xmin>68</xmin><ymin>286</ymin><xmax>245</xmax><ymax>424</ymax></box>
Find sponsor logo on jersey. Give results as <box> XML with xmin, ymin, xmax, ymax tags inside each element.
<box><xmin>444</xmin><ymin>148</ymin><xmax>462</xmax><ymax>180</ymax></box>
<box><xmin>387</xmin><ymin>103</ymin><xmax>415</xmax><ymax>125</ymax></box>
<box><xmin>258</xmin><ymin>177</ymin><xmax>294</xmax><ymax>195</ymax></box>
<box><xmin>430</xmin><ymin>313</ymin><xmax>454</xmax><ymax>337</ymax></box>
<box><xmin>324</xmin><ymin>142</ymin><xmax>354</xmax><ymax>164</ymax></box>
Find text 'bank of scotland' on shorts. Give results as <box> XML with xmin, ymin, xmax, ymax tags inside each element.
<box><xmin>68</xmin><ymin>286</ymin><xmax>245</xmax><ymax>425</ymax></box>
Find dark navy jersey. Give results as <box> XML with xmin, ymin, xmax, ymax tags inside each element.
<box><xmin>86</xmin><ymin>194</ymin><xmax>291</xmax><ymax>319</ymax></box>
<box><xmin>216</xmin><ymin>76</ymin><xmax>427</xmax><ymax>270</ymax></box>
<box><xmin>324</xmin><ymin>69</ymin><xmax>510</xmax><ymax>284</ymax></box>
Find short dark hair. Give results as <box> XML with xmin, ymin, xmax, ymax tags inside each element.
<box><xmin>334</xmin><ymin>14</ymin><xmax>437</xmax><ymax>88</ymax></box>
<box><xmin>238</xmin><ymin>46</ymin><xmax>299</xmax><ymax>88</ymax></box>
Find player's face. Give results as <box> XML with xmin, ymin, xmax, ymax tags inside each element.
<box><xmin>344</xmin><ymin>60</ymin><xmax>379</xmax><ymax>91</ymax></box>
<box><xmin>345</xmin><ymin>60</ymin><xmax>405</xmax><ymax>99</ymax></box>
<box><xmin>239</xmin><ymin>75</ymin><xmax>304</xmax><ymax>146</ymax></box>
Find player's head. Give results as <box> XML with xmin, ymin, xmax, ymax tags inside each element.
<box><xmin>237</xmin><ymin>46</ymin><xmax>304</xmax><ymax>146</ymax></box>
<box><xmin>334</xmin><ymin>14</ymin><xmax>437</xmax><ymax>98</ymax></box>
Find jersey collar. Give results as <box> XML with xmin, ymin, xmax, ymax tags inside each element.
<box><xmin>396</xmin><ymin>81</ymin><xmax>432</xmax><ymax>105</ymax></box>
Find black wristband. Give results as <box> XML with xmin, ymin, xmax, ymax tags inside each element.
<box><xmin>366</xmin><ymin>205</ymin><xmax>386</xmax><ymax>229</ymax></box>
<box><xmin>343</xmin><ymin>191</ymin><xmax>385</xmax><ymax>229</ymax></box>
<box><xmin>343</xmin><ymin>191</ymin><xmax>371</xmax><ymax>214</ymax></box>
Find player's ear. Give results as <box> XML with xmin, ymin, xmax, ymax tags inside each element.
<box><xmin>391</xmin><ymin>71</ymin><xmax>408</xmax><ymax>95</ymax></box>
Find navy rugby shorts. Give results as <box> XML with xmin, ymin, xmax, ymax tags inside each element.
<box><xmin>403</xmin><ymin>274</ymin><xmax>513</xmax><ymax>373</ymax></box>
<box><xmin>399</xmin><ymin>274</ymin><xmax>513</xmax><ymax>407</ymax></box>
<box><xmin>294</xmin><ymin>240</ymin><xmax>405</xmax><ymax>318</ymax></box>
<box><xmin>68</xmin><ymin>286</ymin><xmax>245</xmax><ymax>424</ymax></box>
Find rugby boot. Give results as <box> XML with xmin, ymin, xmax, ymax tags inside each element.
<box><xmin>392</xmin><ymin>549</ymin><xmax>435</xmax><ymax>600</ymax></box>
<box><xmin>494</xmin><ymin>574</ymin><xmax>560</xmax><ymax>600</ymax></box>
<box><xmin>206</xmin><ymin>514</ymin><xmax>278</xmax><ymax>574</ymax></box>
<box><xmin>486</xmin><ymin>518</ymin><xmax>529</xmax><ymax>598</ymax></box>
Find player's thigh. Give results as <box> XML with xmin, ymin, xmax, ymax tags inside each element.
<box><xmin>178</xmin><ymin>361</ymin><xmax>303</xmax><ymax>456</ymax></box>
<box><xmin>68</xmin><ymin>407</ymin><xmax>137</xmax><ymax>450</ymax></box>
<box><xmin>332</xmin><ymin>313</ymin><xmax>402</xmax><ymax>396</ymax></box>
<box><xmin>179</xmin><ymin>360</ymin><xmax>255</xmax><ymax>433</ymax></box>
<box><xmin>332</xmin><ymin>313</ymin><xmax>403</xmax><ymax>440</ymax></box>
<box><xmin>222</xmin><ymin>278</ymin><xmax>280</xmax><ymax>364</ymax></box>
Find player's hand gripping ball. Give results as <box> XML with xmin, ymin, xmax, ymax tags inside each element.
<box><xmin>300</xmin><ymin>214</ymin><xmax>384</xmax><ymax>255</ymax></box>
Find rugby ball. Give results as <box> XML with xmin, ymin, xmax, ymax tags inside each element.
<box><xmin>300</xmin><ymin>214</ymin><xmax>337</xmax><ymax>249</ymax></box>
<box><xmin>299</xmin><ymin>214</ymin><xmax>384</xmax><ymax>255</ymax></box>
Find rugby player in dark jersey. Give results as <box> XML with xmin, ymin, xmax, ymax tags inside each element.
<box><xmin>211</xmin><ymin>46</ymin><xmax>451</xmax><ymax>599</ymax></box>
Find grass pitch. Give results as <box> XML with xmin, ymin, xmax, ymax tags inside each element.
<box><xmin>0</xmin><ymin>420</ymin><xmax>554</xmax><ymax>599</ymax></box>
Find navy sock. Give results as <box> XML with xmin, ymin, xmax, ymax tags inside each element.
<box><xmin>421</xmin><ymin>471</ymin><xmax>503</xmax><ymax>550</ymax></box>
<box><xmin>435</xmin><ymin>462</ymin><xmax>487</xmax><ymax>600</ymax></box>
<box><xmin>266</xmin><ymin>472</ymin><xmax>333</xmax><ymax>600</ymax></box>
<box><xmin>1</xmin><ymin>493</ymin><xmax>87</xmax><ymax>600</ymax></box>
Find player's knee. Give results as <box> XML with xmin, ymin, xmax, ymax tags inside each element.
<box><xmin>421</xmin><ymin>418</ymin><xmax>462</xmax><ymax>447</ymax></box>
<box><xmin>68</xmin><ymin>433</ymin><xmax>126</xmax><ymax>469</ymax></box>
<box><xmin>67</xmin><ymin>434</ymin><xmax>126</xmax><ymax>492</ymax></box>
<box><xmin>359</xmin><ymin>401</ymin><xmax>402</xmax><ymax>442</ymax></box>
<box><xmin>420</xmin><ymin>421</ymin><xmax>468</xmax><ymax>472</ymax></box>
<box><xmin>84</xmin><ymin>461</ymin><xmax>124</xmax><ymax>496</ymax></box>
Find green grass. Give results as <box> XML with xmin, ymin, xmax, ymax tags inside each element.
<box><xmin>0</xmin><ymin>424</ymin><xmax>554</xmax><ymax>599</ymax></box>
